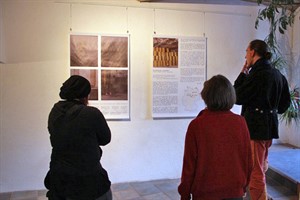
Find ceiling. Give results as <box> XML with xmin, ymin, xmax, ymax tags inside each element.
<box><xmin>137</xmin><ymin>0</ymin><xmax>300</xmax><ymax>7</ymax></box>
<box><xmin>137</xmin><ymin>0</ymin><xmax>259</xmax><ymax>5</ymax></box>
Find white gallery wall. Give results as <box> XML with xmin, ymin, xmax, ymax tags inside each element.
<box><xmin>0</xmin><ymin>0</ymin><xmax>4</xmax><ymax>63</ymax></box>
<box><xmin>0</xmin><ymin>0</ymin><xmax>297</xmax><ymax>193</ymax></box>
<box><xmin>278</xmin><ymin>8</ymin><xmax>300</xmax><ymax>147</ymax></box>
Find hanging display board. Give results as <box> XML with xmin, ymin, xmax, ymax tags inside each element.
<box><xmin>152</xmin><ymin>36</ymin><xmax>207</xmax><ymax>118</ymax></box>
<box><xmin>70</xmin><ymin>33</ymin><xmax>130</xmax><ymax>120</ymax></box>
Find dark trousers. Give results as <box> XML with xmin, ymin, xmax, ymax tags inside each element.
<box><xmin>48</xmin><ymin>189</ymin><xmax>112</xmax><ymax>200</ymax></box>
<box><xmin>92</xmin><ymin>190</ymin><xmax>112</xmax><ymax>200</ymax></box>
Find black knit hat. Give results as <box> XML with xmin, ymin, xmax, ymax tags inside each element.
<box><xmin>59</xmin><ymin>75</ymin><xmax>91</xmax><ymax>100</ymax></box>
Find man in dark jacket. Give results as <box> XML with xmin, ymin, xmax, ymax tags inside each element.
<box><xmin>44</xmin><ymin>75</ymin><xmax>112</xmax><ymax>200</ymax></box>
<box><xmin>234</xmin><ymin>40</ymin><xmax>291</xmax><ymax>200</ymax></box>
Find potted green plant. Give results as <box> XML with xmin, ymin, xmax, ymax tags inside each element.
<box><xmin>280</xmin><ymin>86</ymin><xmax>300</xmax><ymax>124</ymax></box>
<box><xmin>255</xmin><ymin>0</ymin><xmax>300</xmax><ymax>124</ymax></box>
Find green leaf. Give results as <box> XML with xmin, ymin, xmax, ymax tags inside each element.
<box><xmin>255</xmin><ymin>19</ymin><xmax>260</xmax><ymax>29</ymax></box>
<box><xmin>279</xmin><ymin>27</ymin><xmax>284</xmax><ymax>34</ymax></box>
<box><xmin>280</xmin><ymin>86</ymin><xmax>300</xmax><ymax>125</ymax></box>
<box><xmin>282</xmin><ymin>22</ymin><xmax>287</xmax><ymax>30</ymax></box>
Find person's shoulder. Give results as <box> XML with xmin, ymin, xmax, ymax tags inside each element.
<box><xmin>194</xmin><ymin>109</ymin><xmax>210</xmax><ymax>120</ymax></box>
<box><xmin>269</xmin><ymin>67</ymin><xmax>288</xmax><ymax>81</ymax></box>
<box><xmin>273</xmin><ymin>67</ymin><xmax>286</xmax><ymax>77</ymax></box>
<box><xmin>231</xmin><ymin>112</ymin><xmax>247</xmax><ymax>124</ymax></box>
<box><xmin>82</xmin><ymin>105</ymin><xmax>101</xmax><ymax>113</ymax></box>
<box><xmin>223</xmin><ymin>111</ymin><xmax>245</xmax><ymax>121</ymax></box>
<box><xmin>79</xmin><ymin>106</ymin><xmax>106</xmax><ymax>120</ymax></box>
<box><xmin>191</xmin><ymin>109</ymin><xmax>211</xmax><ymax>125</ymax></box>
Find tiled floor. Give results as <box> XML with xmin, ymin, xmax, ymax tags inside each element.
<box><xmin>0</xmin><ymin>144</ymin><xmax>298</xmax><ymax>200</ymax></box>
<box><xmin>0</xmin><ymin>177</ymin><xmax>297</xmax><ymax>200</ymax></box>
<box><xmin>112</xmin><ymin>179</ymin><xmax>180</xmax><ymax>200</ymax></box>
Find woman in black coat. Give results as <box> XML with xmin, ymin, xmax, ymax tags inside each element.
<box><xmin>45</xmin><ymin>75</ymin><xmax>112</xmax><ymax>200</ymax></box>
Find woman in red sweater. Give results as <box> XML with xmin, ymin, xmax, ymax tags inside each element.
<box><xmin>178</xmin><ymin>75</ymin><xmax>252</xmax><ymax>200</ymax></box>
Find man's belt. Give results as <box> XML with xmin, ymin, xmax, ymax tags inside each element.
<box><xmin>247</xmin><ymin>107</ymin><xmax>278</xmax><ymax>114</ymax></box>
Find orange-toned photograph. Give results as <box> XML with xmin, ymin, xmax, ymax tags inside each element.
<box><xmin>153</xmin><ymin>38</ymin><xmax>178</xmax><ymax>68</ymax></box>
<box><xmin>101</xmin><ymin>70</ymin><xmax>128</xmax><ymax>100</ymax></box>
<box><xmin>70</xmin><ymin>69</ymin><xmax>98</xmax><ymax>100</ymax></box>
<box><xmin>70</xmin><ymin>35</ymin><xmax>98</xmax><ymax>67</ymax></box>
<box><xmin>101</xmin><ymin>36</ymin><xmax>128</xmax><ymax>68</ymax></box>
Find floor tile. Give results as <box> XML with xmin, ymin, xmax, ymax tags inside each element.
<box><xmin>37</xmin><ymin>190</ymin><xmax>47</xmax><ymax>196</ymax></box>
<box><xmin>155</xmin><ymin>180</ymin><xmax>179</xmax><ymax>192</ymax></box>
<box><xmin>37</xmin><ymin>196</ymin><xmax>48</xmax><ymax>200</ymax></box>
<box><xmin>113</xmin><ymin>188</ymin><xmax>140</xmax><ymax>200</ymax></box>
<box><xmin>123</xmin><ymin>197</ymin><xmax>145</xmax><ymax>200</ymax></box>
<box><xmin>164</xmin><ymin>189</ymin><xmax>181</xmax><ymax>200</ymax></box>
<box><xmin>142</xmin><ymin>192</ymin><xmax>171</xmax><ymax>200</ymax></box>
<box><xmin>11</xmin><ymin>190</ymin><xmax>38</xmax><ymax>200</ymax></box>
<box><xmin>0</xmin><ymin>192</ymin><xmax>11</xmax><ymax>200</ymax></box>
<box><xmin>111</xmin><ymin>182</ymin><xmax>132</xmax><ymax>192</ymax></box>
<box><xmin>130</xmin><ymin>181</ymin><xmax>160</xmax><ymax>196</ymax></box>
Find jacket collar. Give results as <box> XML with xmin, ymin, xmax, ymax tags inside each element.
<box><xmin>249</xmin><ymin>58</ymin><xmax>272</xmax><ymax>73</ymax></box>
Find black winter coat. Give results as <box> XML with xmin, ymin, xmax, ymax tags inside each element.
<box><xmin>44</xmin><ymin>100</ymin><xmax>111</xmax><ymax>200</ymax></box>
<box><xmin>234</xmin><ymin>59</ymin><xmax>291</xmax><ymax>140</ymax></box>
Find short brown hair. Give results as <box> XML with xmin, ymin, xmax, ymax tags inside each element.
<box><xmin>201</xmin><ymin>75</ymin><xmax>236</xmax><ymax>111</ymax></box>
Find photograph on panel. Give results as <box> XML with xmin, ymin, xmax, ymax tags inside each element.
<box><xmin>101</xmin><ymin>36</ymin><xmax>128</xmax><ymax>68</ymax></box>
<box><xmin>153</xmin><ymin>37</ymin><xmax>178</xmax><ymax>68</ymax></box>
<box><xmin>70</xmin><ymin>35</ymin><xmax>98</xmax><ymax>67</ymax></box>
<box><xmin>71</xmin><ymin>69</ymin><xmax>98</xmax><ymax>100</ymax></box>
<box><xmin>101</xmin><ymin>70</ymin><xmax>128</xmax><ymax>100</ymax></box>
